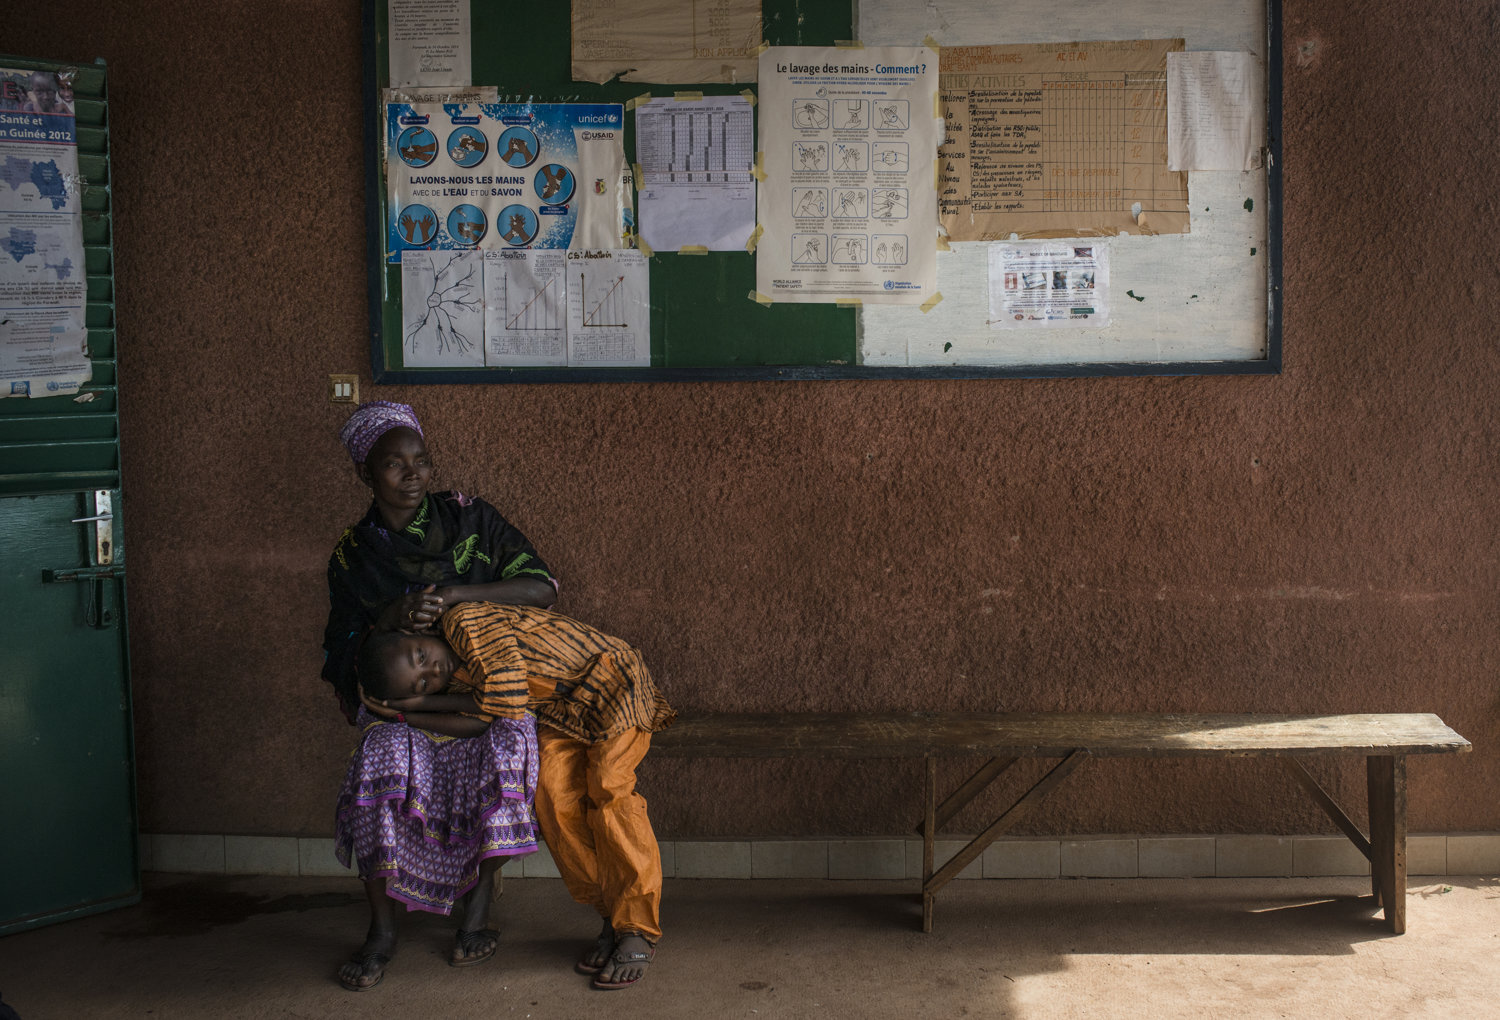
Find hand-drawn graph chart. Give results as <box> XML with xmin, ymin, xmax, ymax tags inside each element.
<box><xmin>401</xmin><ymin>250</ymin><xmax>484</xmax><ymax>367</ymax></box>
<box><xmin>565</xmin><ymin>249</ymin><xmax>650</xmax><ymax>367</ymax></box>
<box><xmin>483</xmin><ymin>249</ymin><xmax>566</xmax><ymax>366</ymax></box>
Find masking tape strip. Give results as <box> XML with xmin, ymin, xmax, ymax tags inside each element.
<box><xmin>755</xmin><ymin>40</ymin><xmax>770</xmax><ymax>55</ymax></box>
<box><xmin>634</xmin><ymin>234</ymin><xmax>654</xmax><ymax>257</ymax></box>
<box><xmin>631</xmin><ymin>162</ymin><xmax>643</xmax><ymax>190</ymax></box>
<box><xmin>749</xmin><ymin>290</ymin><xmax>773</xmax><ymax>305</ymax></box>
<box><xmin>625</xmin><ymin>92</ymin><xmax>653</xmax><ymax>111</ymax></box>
<box><xmin>835</xmin><ymin>298</ymin><xmax>862</xmax><ymax>308</ymax></box>
<box><xmin>935</xmin><ymin>159</ymin><xmax>942</xmax><ymax>191</ymax></box>
<box><xmin>919</xmin><ymin>291</ymin><xmax>944</xmax><ymax>313</ymax></box>
<box><xmin>834</xmin><ymin>39</ymin><xmax>864</xmax><ymax>48</ymax></box>
<box><xmin>751</xmin><ymin>152</ymin><xmax>766</xmax><ymax>181</ymax></box>
<box><xmin>923</xmin><ymin>34</ymin><xmax>942</xmax><ymax>53</ymax></box>
<box><xmin>675</xmin><ymin>91</ymin><xmax>704</xmax><ymax>101</ymax></box>
<box><xmin>745</xmin><ymin>223</ymin><xmax>764</xmax><ymax>252</ymax></box>
<box><xmin>679</xmin><ymin>245</ymin><xmax>709</xmax><ymax>255</ymax></box>
<box><xmin>934</xmin><ymin>91</ymin><xmax>942</xmax><ymax>119</ymax></box>
<box><xmin>740</xmin><ymin>88</ymin><xmax>757</xmax><ymax>107</ymax></box>
<box><xmin>936</xmin><ymin>235</ymin><xmax>951</xmax><ymax>252</ymax></box>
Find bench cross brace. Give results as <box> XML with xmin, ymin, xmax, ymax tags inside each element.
<box><xmin>921</xmin><ymin>749</ymin><xmax>1090</xmax><ymax>933</ymax></box>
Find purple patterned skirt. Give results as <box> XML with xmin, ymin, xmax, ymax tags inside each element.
<box><xmin>334</xmin><ymin>710</ymin><xmax>538</xmax><ymax>914</ymax></box>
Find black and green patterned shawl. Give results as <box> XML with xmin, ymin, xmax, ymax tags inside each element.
<box><xmin>320</xmin><ymin>491</ymin><xmax>554</xmax><ymax>722</ymax></box>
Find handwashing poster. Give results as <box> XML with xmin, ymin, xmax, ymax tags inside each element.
<box><xmin>386</xmin><ymin>99</ymin><xmax>632</xmax><ymax>261</ymax></box>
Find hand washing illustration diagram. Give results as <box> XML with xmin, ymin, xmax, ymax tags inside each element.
<box><xmin>386</xmin><ymin>102</ymin><xmax>628</xmax><ymax>261</ymax></box>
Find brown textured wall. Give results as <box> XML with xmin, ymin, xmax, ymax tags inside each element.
<box><xmin>12</xmin><ymin>3</ymin><xmax>1497</xmax><ymax>839</ymax></box>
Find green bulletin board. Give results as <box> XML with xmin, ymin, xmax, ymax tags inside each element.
<box><xmin>364</xmin><ymin>1</ymin><xmax>1282</xmax><ymax>383</ymax></box>
<box><xmin>364</xmin><ymin>0</ymin><xmax>858</xmax><ymax>383</ymax></box>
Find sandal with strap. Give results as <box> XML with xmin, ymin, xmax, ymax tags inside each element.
<box><xmin>591</xmin><ymin>934</ymin><xmax>655</xmax><ymax>990</ymax></box>
<box><xmin>339</xmin><ymin>951</ymin><xmax>390</xmax><ymax>991</ymax></box>
<box><xmin>450</xmin><ymin>927</ymin><xmax>499</xmax><ymax>967</ymax></box>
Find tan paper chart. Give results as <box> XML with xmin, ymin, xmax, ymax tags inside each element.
<box><xmin>939</xmin><ymin>38</ymin><xmax>1190</xmax><ymax>240</ymax></box>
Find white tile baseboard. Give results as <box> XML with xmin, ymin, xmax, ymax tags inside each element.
<box><xmin>142</xmin><ymin>832</ymin><xmax>1500</xmax><ymax>880</ymax></box>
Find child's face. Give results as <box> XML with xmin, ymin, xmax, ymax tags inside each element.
<box><xmin>381</xmin><ymin>632</ymin><xmax>457</xmax><ymax>699</ymax></box>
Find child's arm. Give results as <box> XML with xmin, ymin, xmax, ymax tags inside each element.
<box><xmin>360</xmin><ymin>687</ymin><xmax>491</xmax><ymax>738</ymax></box>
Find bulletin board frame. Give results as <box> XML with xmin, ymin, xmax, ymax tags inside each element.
<box><xmin>363</xmin><ymin>0</ymin><xmax>1282</xmax><ymax>384</ymax></box>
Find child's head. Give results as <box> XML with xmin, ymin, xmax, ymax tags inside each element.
<box><xmin>357</xmin><ymin>629</ymin><xmax>458</xmax><ymax>702</ymax></box>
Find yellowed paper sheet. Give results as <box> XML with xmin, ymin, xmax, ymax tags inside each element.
<box><xmin>572</xmin><ymin>0</ymin><xmax>762</xmax><ymax>85</ymax></box>
<box><xmin>939</xmin><ymin>38</ymin><xmax>1189</xmax><ymax>240</ymax></box>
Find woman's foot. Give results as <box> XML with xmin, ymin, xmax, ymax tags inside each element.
<box><xmin>451</xmin><ymin>927</ymin><xmax>500</xmax><ymax>967</ymax></box>
<box><xmin>575</xmin><ymin>920</ymin><xmax>615</xmax><ymax>975</ymax></box>
<box><xmin>338</xmin><ymin>929</ymin><xmax>396</xmax><ymax>991</ymax></box>
<box><xmin>451</xmin><ymin>857</ymin><xmax>502</xmax><ymax>966</ymax></box>
<box><xmin>591</xmin><ymin>933</ymin><xmax>654</xmax><ymax>990</ymax></box>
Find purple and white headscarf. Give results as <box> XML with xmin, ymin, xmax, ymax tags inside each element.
<box><xmin>339</xmin><ymin>401</ymin><xmax>423</xmax><ymax>463</ymax></box>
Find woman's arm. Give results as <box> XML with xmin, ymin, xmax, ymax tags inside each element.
<box><xmin>374</xmin><ymin>578</ymin><xmax>556</xmax><ymax>633</ymax></box>
<box><xmin>435</xmin><ymin>578</ymin><xmax>556</xmax><ymax>610</ymax></box>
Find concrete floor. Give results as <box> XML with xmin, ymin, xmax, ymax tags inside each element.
<box><xmin>1</xmin><ymin>874</ymin><xmax>1497</xmax><ymax>1019</ymax></box>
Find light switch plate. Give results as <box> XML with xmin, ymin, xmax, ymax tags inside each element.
<box><xmin>329</xmin><ymin>374</ymin><xmax>359</xmax><ymax>403</ymax></box>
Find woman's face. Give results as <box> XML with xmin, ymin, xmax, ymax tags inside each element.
<box><xmin>358</xmin><ymin>427</ymin><xmax>431</xmax><ymax>521</ymax></box>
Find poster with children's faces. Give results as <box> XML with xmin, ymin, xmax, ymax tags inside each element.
<box><xmin>386</xmin><ymin>100</ymin><xmax>633</xmax><ymax>262</ymax></box>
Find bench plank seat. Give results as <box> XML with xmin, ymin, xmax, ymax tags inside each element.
<box><xmin>651</xmin><ymin>711</ymin><xmax>1470</xmax><ymax>935</ymax></box>
<box><xmin>652</xmin><ymin>712</ymin><xmax>1469</xmax><ymax>759</ymax></box>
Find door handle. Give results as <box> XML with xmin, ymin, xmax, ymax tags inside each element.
<box><xmin>44</xmin><ymin>490</ymin><xmax>122</xmax><ymax>629</ymax></box>
<box><xmin>42</xmin><ymin>565</ymin><xmax>127</xmax><ymax>582</ymax></box>
<box><xmin>41</xmin><ymin>565</ymin><xmax>123</xmax><ymax>628</ymax></box>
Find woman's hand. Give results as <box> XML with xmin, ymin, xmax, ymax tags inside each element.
<box><xmin>377</xmin><ymin>585</ymin><xmax>446</xmax><ymax>632</ymax></box>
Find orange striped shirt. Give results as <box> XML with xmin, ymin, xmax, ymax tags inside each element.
<box><xmin>443</xmin><ymin>602</ymin><xmax>675</xmax><ymax>742</ymax></box>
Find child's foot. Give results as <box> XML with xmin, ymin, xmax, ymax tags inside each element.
<box><xmin>575</xmin><ymin>920</ymin><xmax>615</xmax><ymax>975</ymax></box>
<box><xmin>591</xmin><ymin>933</ymin><xmax>654</xmax><ymax>990</ymax></box>
<box><xmin>338</xmin><ymin>930</ymin><xmax>395</xmax><ymax>991</ymax></box>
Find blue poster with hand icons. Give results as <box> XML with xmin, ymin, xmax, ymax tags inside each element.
<box><xmin>386</xmin><ymin>101</ymin><xmax>633</xmax><ymax>262</ymax></box>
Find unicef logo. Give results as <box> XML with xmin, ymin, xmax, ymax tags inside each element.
<box><xmin>883</xmin><ymin>280</ymin><xmax>894</xmax><ymax>290</ymax></box>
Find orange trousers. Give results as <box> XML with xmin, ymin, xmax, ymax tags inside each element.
<box><xmin>534</xmin><ymin>726</ymin><xmax>662</xmax><ymax>942</ymax></box>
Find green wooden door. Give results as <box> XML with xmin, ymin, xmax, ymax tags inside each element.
<box><xmin>0</xmin><ymin>57</ymin><xmax>139</xmax><ymax>934</ymax></box>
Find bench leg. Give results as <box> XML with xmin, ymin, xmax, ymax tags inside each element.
<box><xmin>923</xmin><ymin>757</ymin><xmax>937</xmax><ymax>933</ymax></box>
<box><xmin>1367</xmin><ymin>755</ymin><xmax>1407</xmax><ymax>934</ymax></box>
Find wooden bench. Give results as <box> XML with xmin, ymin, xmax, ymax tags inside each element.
<box><xmin>651</xmin><ymin>712</ymin><xmax>1471</xmax><ymax>933</ymax></box>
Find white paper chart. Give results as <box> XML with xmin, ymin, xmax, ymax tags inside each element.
<box><xmin>565</xmin><ymin>249</ymin><xmax>650</xmax><ymax>367</ymax></box>
<box><xmin>635</xmin><ymin>95</ymin><xmax>756</xmax><ymax>251</ymax></box>
<box><xmin>482</xmin><ymin>249</ymin><xmax>566</xmax><ymax>366</ymax></box>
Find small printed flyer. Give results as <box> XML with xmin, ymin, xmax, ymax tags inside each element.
<box><xmin>987</xmin><ymin>241</ymin><xmax>1111</xmax><ymax>328</ymax></box>
<box><xmin>755</xmin><ymin>45</ymin><xmax>939</xmax><ymax>305</ymax></box>
<box><xmin>386</xmin><ymin>96</ymin><xmax>633</xmax><ymax>261</ymax></box>
<box><xmin>0</xmin><ymin>66</ymin><xmax>90</xmax><ymax>398</ymax></box>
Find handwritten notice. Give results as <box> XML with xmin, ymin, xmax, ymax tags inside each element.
<box><xmin>939</xmin><ymin>38</ymin><xmax>1190</xmax><ymax>240</ymax></box>
<box><xmin>572</xmin><ymin>0</ymin><xmax>762</xmax><ymax>84</ymax></box>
